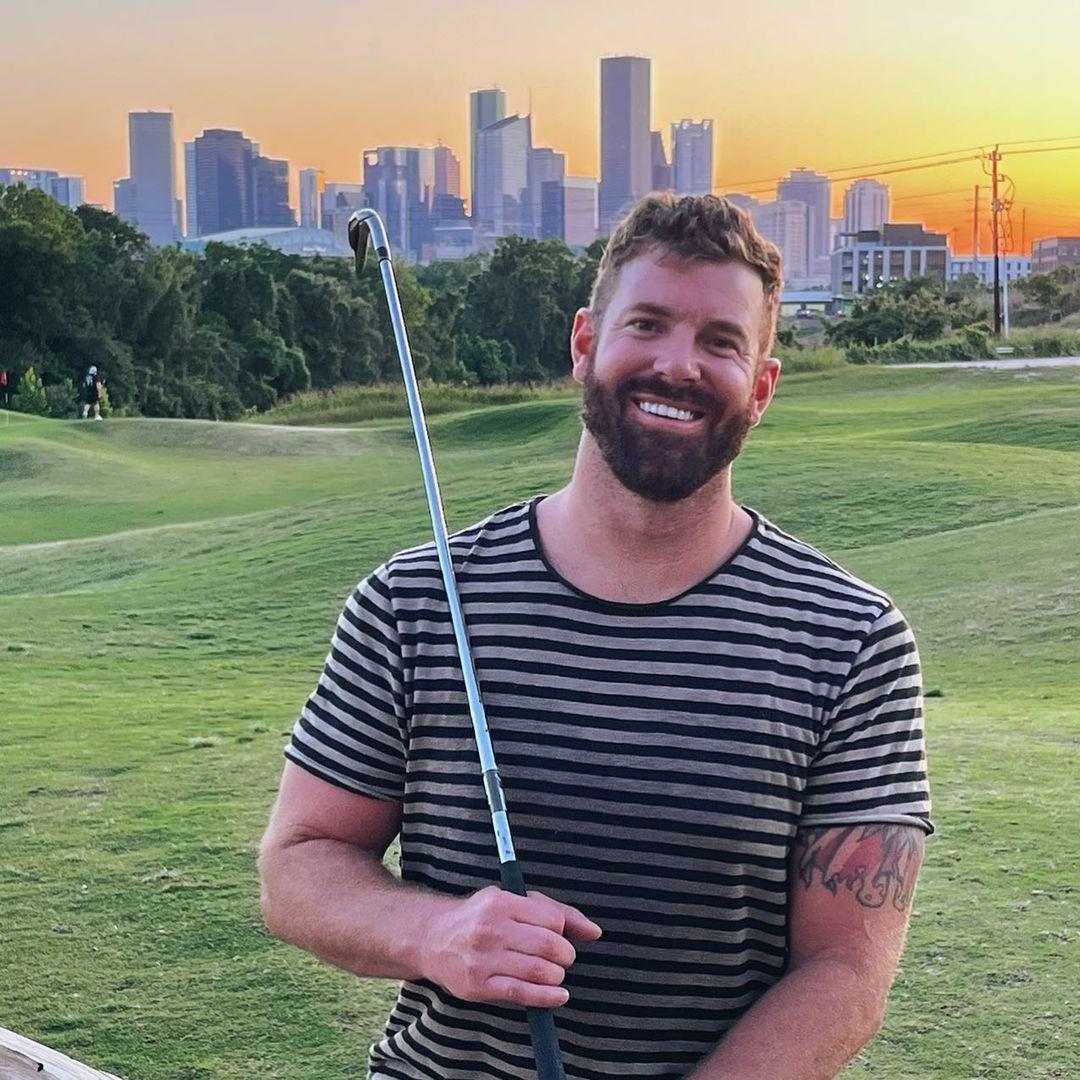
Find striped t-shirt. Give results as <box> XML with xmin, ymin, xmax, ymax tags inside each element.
<box><xmin>287</xmin><ymin>497</ymin><xmax>932</xmax><ymax>1080</ymax></box>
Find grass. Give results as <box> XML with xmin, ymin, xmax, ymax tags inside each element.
<box><xmin>1</xmin><ymin>364</ymin><xmax>1078</xmax><ymax>1079</ymax></box>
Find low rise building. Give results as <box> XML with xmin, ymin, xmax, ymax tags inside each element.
<box><xmin>831</xmin><ymin>223</ymin><xmax>949</xmax><ymax>296</ymax></box>
<box><xmin>1031</xmin><ymin>236</ymin><xmax>1080</xmax><ymax>274</ymax></box>
<box><xmin>948</xmin><ymin>255</ymin><xmax>1030</xmax><ymax>286</ymax></box>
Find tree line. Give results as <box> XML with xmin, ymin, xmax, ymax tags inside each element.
<box><xmin>4</xmin><ymin>183</ymin><xmax>1073</xmax><ymax>420</ymax></box>
<box><xmin>0</xmin><ymin>185</ymin><xmax>603</xmax><ymax>419</ymax></box>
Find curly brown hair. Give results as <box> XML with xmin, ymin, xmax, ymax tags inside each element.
<box><xmin>589</xmin><ymin>193</ymin><xmax>784</xmax><ymax>359</ymax></box>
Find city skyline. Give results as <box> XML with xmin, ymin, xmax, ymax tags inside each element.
<box><xmin>3</xmin><ymin>1</ymin><xmax>1079</xmax><ymax>254</ymax></box>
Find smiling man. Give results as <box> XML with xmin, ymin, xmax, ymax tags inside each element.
<box><xmin>260</xmin><ymin>194</ymin><xmax>932</xmax><ymax>1079</ymax></box>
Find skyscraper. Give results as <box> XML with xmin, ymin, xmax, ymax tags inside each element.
<box><xmin>752</xmin><ymin>200</ymin><xmax>809</xmax><ymax>282</ymax></box>
<box><xmin>473</xmin><ymin>114</ymin><xmax>532</xmax><ymax>238</ymax></box>
<box><xmin>778</xmin><ymin>168</ymin><xmax>831</xmax><ymax>281</ymax></box>
<box><xmin>116</xmin><ymin>112</ymin><xmax>180</xmax><ymax>245</ymax></box>
<box><xmin>253</xmin><ymin>156</ymin><xmax>295</xmax><ymax>227</ymax></box>
<box><xmin>650</xmin><ymin>131</ymin><xmax>672</xmax><ymax>192</ymax></box>
<box><xmin>320</xmin><ymin>182</ymin><xmax>366</xmax><ymax>240</ymax></box>
<box><xmin>843</xmin><ymin>179</ymin><xmax>889</xmax><ymax>238</ymax></box>
<box><xmin>563</xmin><ymin>177</ymin><xmax>599</xmax><ymax>248</ymax></box>
<box><xmin>188</xmin><ymin>129</ymin><xmax>256</xmax><ymax>236</ymax></box>
<box><xmin>599</xmin><ymin>56</ymin><xmax>651</xmax><ymax>236</ymax></box>
<box><xmin>299</xmin><ymin>168</ymin><xmax>325</xmax><ymax>230</ymax></box>
<box><xmin>470</xmin><ymin>89</ymin><xmax>506</xmax><ymax>216</ymax></box>
<box><xmin>672</xmin><ymin>120</ymin><xmax>714</xmax><ymax>196</ymax></box>
<box><xmin>528</xmin><ymin>147</ymin><xmax>565</xmax><ymax>239</ymax></box>
<box><xmin>363</xmin><ymin>147</ymin><xmax>436</xmax><ymax>260</ymax></box>
<box><xmin>434</xmin><ymin>145</ymin><xmax>461</xmax><ymax>199</ymax></box>
<box><xmin>184</xmin><ymin>141</ymin><xmax>198</xmax><ymax>237</ymax></box>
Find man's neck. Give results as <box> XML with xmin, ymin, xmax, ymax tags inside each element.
<box><xmin>535</xmin><ymin>437</ymin><xmax>753</xmax><ymax>605</ymax></box>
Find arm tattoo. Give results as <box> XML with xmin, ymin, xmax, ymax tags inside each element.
<box><xmin>794</xmin><ymin>824</ymin><xmax>925</xmax><ymax>912</ymax></box>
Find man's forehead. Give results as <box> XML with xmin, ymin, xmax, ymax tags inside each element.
<box><xmin>608</xmin><ymin>253</ymin><xmax>765</xmax><ymax>326</ymax></box>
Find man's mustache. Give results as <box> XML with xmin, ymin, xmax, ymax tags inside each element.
<box><xmin>616</xmin><ymin>375</ymin><xmax>723</xmax><ymax>418</ymax></box>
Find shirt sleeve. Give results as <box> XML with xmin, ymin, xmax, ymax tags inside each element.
<box><xmin>284</xmin><ymin>564</ymin><xmax>408</xmax><ymax>801</ymax></box>
<box><xmin>800</xmin><ymin>604</ymin><xmax>933</xmax><ymax>834</ymax></box>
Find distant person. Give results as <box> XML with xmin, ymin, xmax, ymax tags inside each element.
<box><xmin>0</xmin><ymin>367</ymin><xmax>8</xmax><ymax>408</ymax></box>
<box><xmin>81</xmin><ymin>366</ymin><xmax>103</xmax><ymax>420</ymax></box>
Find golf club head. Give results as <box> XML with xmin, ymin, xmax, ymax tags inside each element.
<box><xmin>348</xmin><ymin>216</ymin><xmax>371</xmax><ymax>275</ymax></box>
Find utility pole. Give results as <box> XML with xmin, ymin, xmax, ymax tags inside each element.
<box><xmin>990</xmin><ymin>145</ymin><xmax>1003</xmax><ymax>336</ymax></box>
<box><xmin>972</xmin><ymin>184</ymin><xmax>979</xmax><ymax>270</ymax></box>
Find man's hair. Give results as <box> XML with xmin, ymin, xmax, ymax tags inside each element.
<box><xmin>589</xmin><ymin>193</ymin><xmax>784</xmax><ymax>359</ymax></box>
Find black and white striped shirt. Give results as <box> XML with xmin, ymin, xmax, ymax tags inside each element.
<box><xmin>287</xmin><ymin>497</ymin><xmax>932</xmax><ymax>1079</ymax></box>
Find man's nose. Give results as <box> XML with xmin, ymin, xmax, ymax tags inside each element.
<box><xmin>651</xmin><ymin>330</ymin><xmax>702</xmax><ymax>382</ymax></box>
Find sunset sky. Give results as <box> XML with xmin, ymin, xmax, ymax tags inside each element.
<box><xmin>3</xmin><ymin>0</ymin><xmax>1078</xmax><ymax>254</ymax></box>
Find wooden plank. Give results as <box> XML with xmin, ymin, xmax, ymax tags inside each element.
<box><xmin>0</xmin><ymin>1027</ymin><xmax>124</xmax><ymax>1080</ymax></box>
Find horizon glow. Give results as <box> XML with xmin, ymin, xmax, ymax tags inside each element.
<box><xmin>3</xmin><ymin>0</ymin><xmax>1078</xmax><ymax>254</ymax></box>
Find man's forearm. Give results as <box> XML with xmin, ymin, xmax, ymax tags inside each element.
<box><xmin>259</xmin><ymin>836</ymin><xmax>455</xmax><ymax>980</ymax></box>
<box><xmin>686</xmin><ymin>956</ymin><xmax>886</xmax><ymax>1080</ymax></box>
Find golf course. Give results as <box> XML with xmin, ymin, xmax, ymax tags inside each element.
<box><xmin>1</xmin><ymin>363</ymin><xmax>1077</xmax><ymax>1079</ymax></box>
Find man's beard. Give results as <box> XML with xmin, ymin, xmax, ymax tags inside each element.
<box><xmin>581</xmin><ymin>360</ymin><xmax>754</xmax><ymax>504</ymax></box>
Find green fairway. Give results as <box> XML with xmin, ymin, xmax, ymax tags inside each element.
<box><xmin>1</xmin><ymin>365</ymin><xmax>1077</xmax><ymax>1079</ymax></box>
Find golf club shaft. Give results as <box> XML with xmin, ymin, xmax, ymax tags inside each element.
<box><xmin>351</xmin><ymin>210</ymin><xmax>567</xmax><ymax>1080</ymax></box>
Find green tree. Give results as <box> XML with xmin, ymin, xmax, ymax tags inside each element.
<box><xmin>11</xmin><ymin>367</ymin><xmax>48</xmax><ymax>415</ymax></box>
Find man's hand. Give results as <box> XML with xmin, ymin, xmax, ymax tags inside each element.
<box><xmin>420</xmin><ymin>885</ymin><xmax>602</xmax><ymax>1009</ymax></box>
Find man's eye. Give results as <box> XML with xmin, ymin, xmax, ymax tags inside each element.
<box><xmin>631</xmin><ymin>318</ymin><xmax>659</xmax><ymax>332</ymax></box>
<box><xmin>710</xmin><ymin>339</ymin><xmax>738</xmax><ymax>352</ymax></box>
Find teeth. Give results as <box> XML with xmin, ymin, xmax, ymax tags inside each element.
<box><xmin>637</xmin><ymin>400</ymin><xmax>697</xmax><ymax>422</ymax></box>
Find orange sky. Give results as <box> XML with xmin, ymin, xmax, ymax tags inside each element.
<box><xmin>4</xmin><ymin>0</ymin><xmax>1079</xmax><ymax>254</ymax></box>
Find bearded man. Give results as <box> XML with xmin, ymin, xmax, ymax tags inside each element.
<box><xmin>259</xmin><ymin>194</ymin><xmax>932</xmax><ymax>1079</ymax></box>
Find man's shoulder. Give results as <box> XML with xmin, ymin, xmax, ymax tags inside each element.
<box><xmin>369</xmin><ymin>498</ymin><xmax>537</xmax><ymax>586</ymax></box>
<box><xmin>742</xmin><ymin>509</ymin><xmax>897</xmax><ymax>626</ymax></box>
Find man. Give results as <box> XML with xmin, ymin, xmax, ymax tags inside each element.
<box><xmin>81</xmin><ymin>365</ymin><xmax>103</xmax><ymax>420</ymax></box>
<box><xmin>260</xmin><ymin>194</ymin><xmax>931</xmax><ymax>1079</ymax></box>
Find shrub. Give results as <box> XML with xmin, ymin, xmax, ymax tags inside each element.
<box><xmin>11</xmin><ymin>368</ymin><xmax>48</xmax><ymax>416</ymax></box>
<box><xmin>45</xmin><ymin>379</ymin><xmax>78</xmax><ymax>418</ymax></box>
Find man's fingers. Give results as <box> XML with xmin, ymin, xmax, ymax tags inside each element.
<box><xmin>506</xmin><ymin>923</ymin><xmax>577</xmax><ymax>968</ymax></box>
<box><xmin>483</xmin><ymin>974</ymin><xmax>570</xmax><ymax>1009</ymax></box>
<box><xmin>523</xmin><ymin>890</ymin><xmax>603</xmax><ymax>942</ymax></box>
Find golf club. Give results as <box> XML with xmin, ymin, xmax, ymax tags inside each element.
<box><xmin>348</xmin><ymin>209</ymin><xmax>568</xmax><ymax>1080</ymax></box>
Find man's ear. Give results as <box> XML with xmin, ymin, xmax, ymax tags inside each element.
<box><xmin>749</xmin><ymin>355</ymin><xmax>782</xmax><ymax>428</ymax></box>
<box><xmin>569</xmin><ymin>308</ymin><xmax>596</xmax><ymax>384</ymax></box>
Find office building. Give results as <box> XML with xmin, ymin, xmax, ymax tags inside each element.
<box><xmin>842</xmin><ymin>179</ymin><xmax>889</xmax><ymax>238</ymax></box>
<box><xmin>115</xmin><ymin>111</ymin><xmax>180</xmax><ymax>245</ymax></box>
<box><xmin>831</xmin><ymin>223</ymin><xmax>950</xmax><ymax>296</ymax></box>
<box><xmin>752</xmin><ymin>200</ymin><xmax>809</xmax><ymax>282</ymax></box>
<box><xmin>563</xmin><ymin>177</ymin><xmax>599</xmax><ymax>248</ymax></box>
<box><xmin>253</xmin><ymin>156</ymin><xmax>295</xmax><ymax>227</ymax></box>
<box><xmin>671</xmin><ymin>119</ymin><xmax>713</xmax><ymax>196</ymax></box>
<box><xmin>725</xmin><ymin>193</ymin><xmax>760</xmax><ymax>213</ymax></box>
<box><xmin>434</xmin><ymin>144</ymin><xmax>461</xmax><ymax>199</ymax></box>
<box><xmin>470</xmin><ymin>89</ymin><xmax>506</xmax><ymax>215</ymax></box>
<box><xmin>529</xmin><ymin>147</ymin><xmax>565</xmax><ymax>238</ymax></box>
<box><xmin>299</xmin><ymin>168</ymin><xmax>325</xmax><ymax>230</ymax></box>
<box><xmin>948</xmin><ymin>255</ymin><xmax>1030</xmax><ymax>285</ymax></box>
<box><xmin>599</xmin><ymin>56</ymin><xmax>651</xmax><ymax>235</ymax></box>
<box><xmin>187</xmin><ymin>129</ymin><xmax>256</xmax><ymax>237</ymax></box>
<box><xmin>651</xmin><ymin>131</ymin><xmax>672</xmax><ymax>191</ymax></box>
<box><xmin>778</xmin><ymin>168</ymin><xmax>831</xmax><ymax>281</ymax></box>
<box><xmin>473</xmin><ymin>114</ymin><xmax>532</xmax><ymax>237</ymax></box>
<box><xmin>1032</xmin><ymin>236</ymin><xmax>1080</xmax><ymax>273</ymax></box>
<box><xmin>363</xmin><ymin>147</ymin><xmax>437</xmax><ymax>260</ymax></box>
<box><xmin>321</xmin><ymin>182</ymin><xmax>366</xmax><ymax>240</ymax></box>
<box><xmin>0</xmin><ymin>168</ymin><xmax>85</xmax><ymax>208</ymax></box>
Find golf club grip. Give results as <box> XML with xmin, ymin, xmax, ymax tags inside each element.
<box><xmin>499</xmin><ymin>860</ymin><xmax>568</xmax><ymax>1080</ymax></box>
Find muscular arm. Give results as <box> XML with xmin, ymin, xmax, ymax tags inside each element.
<box><xmin>258</xmin><ymin>761</ymin><xmax>436</xmax><ymax>980</ymax></box>
<box><xmin>687</xmin><ymin>823</ymin><xmax>926</xmax><ymax>1080</ymax></box>
<box><xmin>259</xmin><ymin>761</ymin><xmax>600</xmax><ymax>1006</ymax></box>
